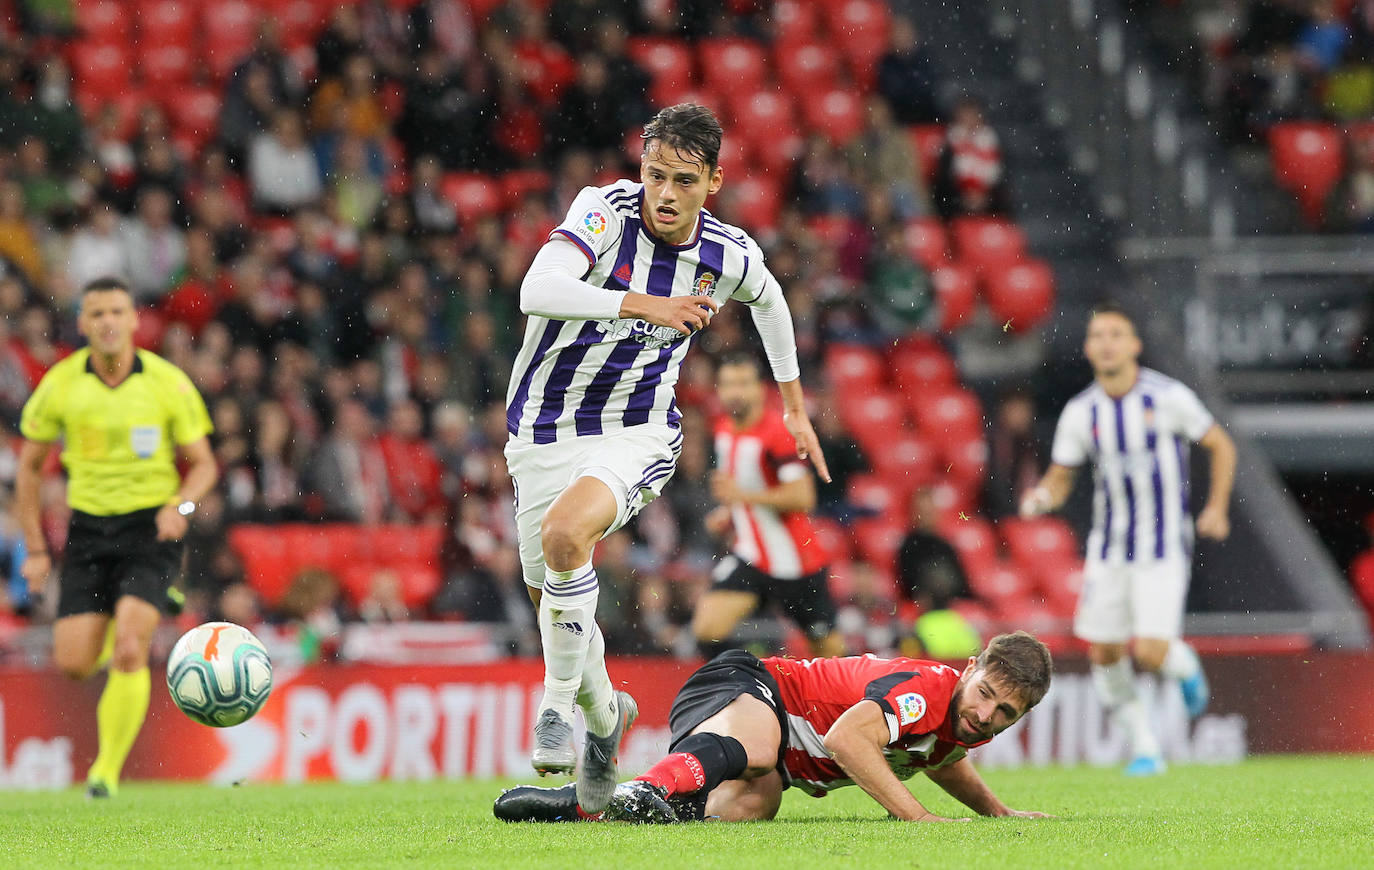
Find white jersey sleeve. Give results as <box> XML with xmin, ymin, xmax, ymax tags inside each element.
<box><xmin>1050</xmin><ymin>397</ymin><xmax>1092</xmax><ymax>467</ymax></box>
<box><xmin>549</xmin><ymin>186</ymin><xmax>624</xmax><ymax>265</ymax></box>
<box><xmin>732</xmin><ymin>237</ymin><xmax>800</xmax><ymax>383</ymax></box>
<box><xmin>1163</xmin><ymin>381</ymin><xmax>1215</xmax><ymax>442</ymax></box>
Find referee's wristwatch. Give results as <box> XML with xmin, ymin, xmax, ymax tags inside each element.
<box><xmin>175</xmin><ymin>499</ymin><xmax>197</xmax><ymax>517</ymax></box>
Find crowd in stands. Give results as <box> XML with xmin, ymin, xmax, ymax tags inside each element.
<box><xmin>1159</xmin><ymin>0</ymin><xmax>1374</xmax><ymax>230</ymax></box>
<box><xmin>0</xmin><ymin>0</ymin><xmax>1057</xmax><ymax>661</ymax></box>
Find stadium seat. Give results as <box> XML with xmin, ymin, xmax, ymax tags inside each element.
<box><xmin>75</xmin><ymin>0</ymin><xmax>132</xmax><ymax>44</ymax></box>
<box><xmin>201</xmin><ymin>0</ymin><xmax>260</xmax><ymax>81</ymax></box>
<box><xmin>890</xmin><ymin>342</ymin><xmax>958</xmax><ymax>389</ymax></box>
<box><xmin>839</xmin><ymin>393</ymin><xmax>909</xmax><ymax>454</ymax></box>
<box><xmin>139</xmin><ymin>42</ymin><xmax>194</xmax><ymax>89</ymax></box>
<box><xmin>805</xmin><ymin>213</ymin><xmax>855</xmax><ymax>249</ymax></box>
<box><xmin>928</xmin><ymin>477</ymin><xmax>979</xmax><ymax>522</ymax></box>
<box><xmin>1351</xmin><ymin>550</ymin><xmax>1374</xmax><ymax>616</ymax></box>
<box><xmin>823</xmin><ymin>343</ymin><xmax>886</xmax><ymax>391</ymax></box>
<box><xmin>773</xmin><ymin>0</ymin><xmax>820</xmax><ymax>48</ymax></box>
<box><xmin>870</xmin><ymin>434</ymin><xmax>939</xmax><ymax>489</ymax></box>
<box><xmin>777</xmin><ymin>42</ymin><xmax>841</xmax><ymax>98</ymax></box>
<box><xmin>827</xmin><ymin>0</ymin><xmax>890</xmax><ymax>86</ymax></box>
<box><xmin>628</xmin><ymin>38</ymin><xmax>695</xmax><ymax>104</ymax></box>
<box><xmin>441</xmin><ymin>172</ymin><xmax>502</xmax><ymax>223</ymax></box>
<box><xmin>982</xmin><ymin>258</ymin><xmax>1056</xmax><ymax>332</ymax></box>
<box><xmin>729</xmin><ymin>91</ymin><xmax>801</xmax><ymax>171</ymax></box>
<box><xmin>1000</xmin><ymin>516</ymin><xmax>1080</xmax><ymax>565</ymax></box>
<box><xmin>847</xmin><ymin>474</ymin><xmax>908</xmax><ymax>521</ymax></box>
<box><xmin>70</xmin><ymin>41</ymin><xmax>132</xmax><ymax>103</ymax></box>
<box><xmin>340</xmin><ymin>563</ymin><xmax>442</xmax><ymax>610</ymax></box>
<box><xmin>966</xmin><ymin>560</ymin><xmax>1032</xmax><ymax>607</ymax></box>
<box><xmin>852</xmin><ymin>517</ymin><xmax>907</xmax><ymax>573</ymax></box>
<box><xmin>275</xmin><ymin>0</ymin><xmax>327</xmax><ymax>50</ymax></box>
<box><xmin>1268</xmin><ymin>121</ymin><xmax>1346</xmax><ymax>226</ymax></box>
<box><xmin>227</xmin><ymin>526</ymin><xmax>296</xmax><ymax>605</ymax></box>
<box><xmin>930</xmin><ymin>263</ymin><xmax>978</xmax><ymax>332</ymax></box>
<box><xmin>939</xmin><ymin>516</ymin><xmax>1001</xmax><ymax>577</ymax></box>
<box><xmin>908</xmin><ymin>386</ymin><xmax>983</xmax><ymax>439</ymax></box>
<box><xmin>724</xmin><ymin>174</ymin><xmax>783</xmax><ymax>231</ymax></box>
<box><xmin>949</xmin><ymin>216</ymin><xmax>1027</xmax><ymax>273</ymax></box>
<box><xmin>135</xmin><ymin>0</ymin><xmax>196</xmax><ymax>48</ymax></box>
<box><xmin>699</xmin><ymin>38</ymin><xmax>769</xmax><ymax>95</ymax></box>
<box><xmin>902</xmin><ymin>217</ymin><xmax>949</xmax><ymax>270</ymax></box>
<box><xmin>501</xmin><ymin>168</ymin><xmax>553</xmax><ymax>202</ymax></box>
<box><xmin>801</xmin><ymin>88</ymin><xmax>865</xmax><ymax>145</ymax></box>
<box><xmin>811</xmin><ymin>516</ymin><xmax>852</xmax><ymax>563</ymax></box>
<box><xmin>907</xmin><ymin>124</ymin><xmax>946</xmax><ymax>181</ymax></box>
<box><xmin>944</xmin><ymin>435</ymin><xmax>988</xmax><ymax>489</ymax></box>
<box><xmin>1025</xmin><ymin>554</ymin><xmax>1084</xmax><ymax>618</ymax></box>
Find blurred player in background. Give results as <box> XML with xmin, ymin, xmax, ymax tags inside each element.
<box><xmin>504</xmin><ymin>104</ymin><xmax>830</xmax><ymax>815</ymax></box>
<box><xmin>495</xmin><ymin>631</ymin><xmax>1054</xmax><ymax>824</ymax></box>
<box><xmin>692</xmin><ymin>353</ymin><xmax>843</xmax><ymax>659</ymax></box>
<box><xmin>17</xmin><ymin>277</ymin><xmax>216</xmax><ymax>798</ymax></box>
<box><xmin>1019</xmin><ymin>303</ymin><xmax>1236</xmax><ymax>776</ymax></box>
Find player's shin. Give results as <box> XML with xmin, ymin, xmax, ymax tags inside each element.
<box><xmin>1091</xmin><ymin>658</ymin><xmax>1160</xmax><ymax>761</ymax></box>
<box><xmin>636</xmin><ymin>733</ymin><xmax>749</xmax><ymax>798</ymax></box>
<box><xmin>537</xmin><ymin>562</ymin><xmax>600</xmax><ymax>719</ymax></box>
<box><xmin>576</xmin><ymin>622</ymin><xmax>618</xmax><ymax>737</ymax></box>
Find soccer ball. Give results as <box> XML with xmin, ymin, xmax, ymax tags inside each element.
<box><xmin>166</xmin><ymin>622</ymin><xmax>273</xmax><ymax>727</ymax></box>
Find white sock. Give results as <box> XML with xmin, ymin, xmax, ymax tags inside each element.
<box><xmin>1092</xmin><ymin>659</ymin><xmax>1160</xmax><ymax>759</ymax></box>
<box><xmin>537</xmin><ymin>561</ymin><xmax>598</xmax><ymax>720</ymax></box>
<box><xmin>1160</xmin><ymin>639</ymin><xmax>1201</xmax><ymax>681</ymax></box>
<box><xmin>577</xmin><ymin>623</ymin><xmax>618</xmax><ymax>738</ymax></box>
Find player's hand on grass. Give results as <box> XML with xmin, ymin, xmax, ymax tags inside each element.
<box><xmin>1002</xmin><ymin>809</ymin><xmax>1054</xmax><ymax>819</ymax></box>
<box><xmin>1195</xmin><ymin>503</ymin><xmax>1230</xmax><ymax>540</ymax></box>
<box><xmin>621</xmin><ymin>292</ymin><xmax>718</xmax><ymax>336</ymax></box>
<box><xmin>156</xmin><ymin>503</ymin><xmax>190</xmax><ymax>542</ymax></box>
<box><xmin>21</xmin><ymin>551</ymin><xmax>51</xmax><ymax>593</ymax></box>
<box><xmin>782</xmin><ymin>410</ymin><xmax>831</xmax><ymax>483</ymax></box>
<box><xmin>911</xmin><ymin>811</ymin><xmax>972</xmax><ymax>822</ymax></box>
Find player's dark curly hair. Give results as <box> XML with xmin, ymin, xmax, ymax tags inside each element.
<box><xmin>642</xmin><ymin>103</ymin><xmax>723</xmax><ymax>169</ymax></box>
<box><xmin>976</xmin><ymin>631</ymin><xmax>1053</xmax><ymax>708</ymax></box>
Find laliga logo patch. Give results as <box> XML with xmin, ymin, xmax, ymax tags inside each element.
<box><xmin>582</xmin><ymin>210</ymin><xmax>607</xmax><ymax>235</ymax></box>
<box><xmin>896</xmin><ymin>692</ymin><xmax>926</xmax><ymax>725</ymax></box>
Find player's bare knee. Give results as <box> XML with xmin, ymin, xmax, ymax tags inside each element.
<box><xmin>1089</xmin><ymin>643</ymin><xmax>1127</xmax><ymax>666</ymax></box>
<box><xmin>111</xmin><ymin>635</ymin><xmax>149</xmax><ymax>671</ymax></box>
<box><xmin>539</xmin><ymin>518</ymin><xmax>587</xmax><ymax>571</ymax></box>
<box><xmin>56</xmin><ymin>658</ymin><xmax>95</xmax><ymax>681</ymax></box>
<box><xmin>1132</xmin><ymin>646</ymin><xmax>1167</xmax><ymax>672</ymax></box>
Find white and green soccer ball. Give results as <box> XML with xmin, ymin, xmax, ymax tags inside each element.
<box><xmin>166</xmin><ymin>622</ymin><xmax>273</xmax><ymax>728</ymax></box>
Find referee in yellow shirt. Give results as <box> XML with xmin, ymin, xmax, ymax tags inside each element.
<box><xmin>17</xmin><ymin>277</ymin><xmax>217</xmax><ymax>798</ymax></box>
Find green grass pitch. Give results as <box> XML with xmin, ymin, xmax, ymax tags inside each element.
<box><xmin>3</xmin><ymin>755</ymin><xmax>1371</xmax><ymax>869</ymax></box>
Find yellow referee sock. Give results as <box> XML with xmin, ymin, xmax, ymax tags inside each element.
<box><xmin>93</xmin><ymin>622</ymin><xmax>115</xmax><ymax>670</ymax></box>
<box><xmin>89</xmin><ymin>667</ymin><xmax>150</xmax><ymax>794</ymax></box>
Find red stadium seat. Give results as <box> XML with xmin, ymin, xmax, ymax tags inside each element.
<box><xmin>838</xmin><ymin>392</ymin><xmax>908</xmax><ymax>449</ymax></box>
<box><xmin>699</xmin><ymin>38</ymin><xmax>769</xmax><ymax>94</ymax></box>
<box><xmin>76</xmin><ymin>0</ymin><xmax>132</xmax><ymax>44</ymax></box>
<box><xmin>441</xmin><ymin>172</ymin><xmax>502</xmax><ymax>223</ymax></box>
<box><xmin>629</xmin><ymin>38</ymin><xmax>695</xmax><ymax>103</ymax></box>
<box><xmin>70</xmin><ymin>41</ymin><xmax>132</xmax><ymax>103</ymax></box>
<box><xmin>823</xmin><ymin>343</ymin><xmax>885</xmax><ymax>390</ymax></box>
<box><xmin>811</xmin><ymin>516</ymin><xmax>852</xmax><ymax>563</ymax></box>
<box><xmin>944</xmin><ymin>435</ymin><xmax>988</xmax><ymax>489</ymax></box>
<box><xmin>1025</xmin><ymin>554</ymin><xmax>1084</xmax><ymax>617</ymax></box>
<box><xmin>890</xmin><ymin>342</ymin><xmax>958</xmax><ymax>389</ymax></box>
<box><xmin>852</xmin><ymin>517</ymin><xmax>907</xmax><ymax>572</ymax></box>
<box><xmin>501</xmin><ymin>168</ymin><xmax>553</xmax><ymax>202</ymax></box>
<box><xmin>928</xmin><ymin>477</ymin><xmax>979</xmax><ymax>522</ymax></box>
<box><xmin>228</xmin><ymin>526</ymin><xmax>295</xmax><ymax>605</ymax></box>
<box><xmin>902</xmin><ymin>217</ymin><xmax>949</xmax><ymax>270</ymax></box>
<box><xmin>1351</xmin><ymin>550</ymin><xmax>1374</xmax><ymax>616</ymax></box>
<box><xmin>729</xmin><ymin>91</ymin><xmax>801</xmax><ymax>171</ymax></box>
<box><xmin>777</xmin><ymin>42</ymin><xmax>841</xmax><ymax>97</ymax></box>
<box><xmin>1268</xmin><ymin>121</ymin><xmax>1346</xmax><ymax>226</ymax></box>
<box><xmin>907</xmin><ymin>124</ymin><xmax>946</xmax><ymax>181</ymax></box>
<box><xmin>828</xmin><ymin>0</ymin><xmax>890</xmax><ymax>86</ymax></box>
<box><xmin>949</xmin><ymin>216</ymin><xmax>1027</xmax><ymax>273</ymax></box>
<box><xmin>930</xmin><ymin>263</ymin><xmax>978</xmax><ymax>332</ymax></box>
<box><xmin>202</xmin><ymin>0</ymin><xmax>260</xmax><ymax>80</ymax></box>
<box><xmin>136</xmin><ymin>0</ymin><xmax>196</xmax><ymax>47</ymax></box>
<box><xmin>909</xmin><ymin>386</ymin><xmax>983</xmax><ymax>439</ymax></box>
<box><xmin>870</xmin><ymin>434</ymin><xmax>939</xmax><ymax>488</ymax></box>
<box><xmin>847</xmin><ymin>474</ymin><xmax>909</xmax><ymax>520</ymax></box>
<box><xmin>983</xmin><ymin>258</ymin><xmax>1056</xmax><ymax>332</ymax></box>
<box><xmin>276</xmin><ymin>0</ymin><xmax>327</xmax><ymax>50</ymax></box>
<box><xmin>966</xmin><ymin>560</ymin><xmax>1032</xmax><ymax>606</ymax></box>
<box><xmin>802</xmin><ymin>88</ymin><xmax>865</xmax><ymax>145</ymax></box>
<box><xmin>805</xmin><ymin>213</ymin><xmax>855</xmax><ymax>249</ymax></box>
<box><xmin>939</xmin><ymin>516</ymin><xmax>1001</xmax><ymax>576</ymax></box>
<box><xmin>773</xmin><ymin>0</ymin><xmax>820</xmax><ymax>48</ymax></box>
<box><xmin>724</xmin><ymin>174</ymin><xmax>783</xmax><ymax>231</ymax></box>
<box><xmin>139</xmin><ymin>42</ymin><xmax>193</xmax><ymax>89</ymax></box>
<box><xmin>340</xmin><ymin>564</ymin><xmax>442</xmax><ymax>610</ymax></box>
<box><xmin>1000</xmin><ymin>516</ymin><xmax>1079</xmax><ymax>565</ymax></box>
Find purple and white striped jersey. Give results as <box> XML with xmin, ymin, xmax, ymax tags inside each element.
<box><xmin>1050</xmin><ymin>368</ymin><xmax>1215</xmax><ymax>565</ymax></box>
<box><xmin>506</xmin><ymin>179</ymin><xmax>775</xmax><ymax>444</ymax></box>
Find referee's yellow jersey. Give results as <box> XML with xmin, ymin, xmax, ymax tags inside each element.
<box><xmin>19</xmin><ymin>348</ymin><xmax>213</xmax><ymax>516</ymax></box>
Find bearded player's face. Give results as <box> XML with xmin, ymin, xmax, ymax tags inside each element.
<box><xmin>949</xmin><ymin>665</ymin><xmax>1028</xmax><ymax>745</ymax></box>
<box><xmin>640</xmin><ymin>142</ymin><xmax>723</xmax><ymax>246</ymax></box>
<box><xmin>716</xmin><ymin>362</ymin><xmax>764</xmax><ymax>423</ymax></box>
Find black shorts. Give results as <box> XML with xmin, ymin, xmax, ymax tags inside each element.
<box><xmin>668</xmin><ymin>649</ymin><xmax>790</xmax><ymax>758</ymax></box>
<box><xmin>711</xmin><ymin>556</ymin><xmax>837</xmax><ymax>641</ymax></box>
<box><xmin>58</xmin><ymin>508</ymin><xmax>184</xmax><ymax>617</ymax></box>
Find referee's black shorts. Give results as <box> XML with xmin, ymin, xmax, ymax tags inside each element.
<box><xmin>668</xmin><ymin>649</ymin><xmax>791</xmax><ymax>779</ymax></box>
<box><xmin>58</xmin><ymin>507</ymin><xmax>184</xmax><ymax>617</ymax></box>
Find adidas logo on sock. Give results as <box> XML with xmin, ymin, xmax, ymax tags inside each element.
<box><xmin>552</xmin><ymin>621</ymin><xmax>585</xmax><ymax>636</ymax></box>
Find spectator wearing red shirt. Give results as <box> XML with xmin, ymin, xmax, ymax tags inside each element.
<box><xmin>378</xmin><ymin>399</ymin><xmax>445</xmax><ymax>523</ymax></box>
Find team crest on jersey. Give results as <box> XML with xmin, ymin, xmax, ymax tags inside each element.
<box><xmin>896</xmin><ymin>692</ymin><xmax>926</xmax><ymax>725</ymax></box>
<box><xmin>582</xmin><ymin>210</ymin><xmax>608</xmax><ymax>235</ymax></box>
<box><xmin>694</xmin><ymin>272</ymin><xmax>717</xmax><ymax>296</ymax></box>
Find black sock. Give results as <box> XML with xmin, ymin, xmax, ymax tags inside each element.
<box><xmin>673</xmin><ymin>732</ymin><xmax>749</xmax><ymax>795</ymax></box>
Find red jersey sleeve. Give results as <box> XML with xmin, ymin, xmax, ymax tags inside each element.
<box><xmin>862</xmin><ymin>662</ymin><xmax>961</xmax><ymax>744</ymax></box>
<box><xmin>763</xmin><ymin>414</ymin><xmax>809</xmax><ymax>482</ymax></box>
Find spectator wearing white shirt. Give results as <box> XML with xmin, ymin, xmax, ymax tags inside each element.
<box><xmin>121</xmin><ymin>187</ymin><xmax>187</xmax><ymax>302</ymax></box>
<box><xmin>66</xmin><ymin>202</ymin><xmax>129</xmax><ymax>291</ymax></box>
<box><xmin>249</xmin><ymin>110</ymin><xmax>323</xmax><ymax>215</ymax></box>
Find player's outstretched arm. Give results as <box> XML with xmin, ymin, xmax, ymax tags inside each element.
<box><xmin>778</xmin><ymin>378</ymin><xmax>831</xmax><ymax>484</ymax></box>
<box><xmin>1195</xmin><ymin>424</ymin><xmax>1236</xmax><ymax>540</ymax></box>
<box><xmin>1019</xmin><ymin>463</ymin><xmax>1077</xmax><ymax>518</ymax></box>
<box><xmin>923</xmin><ymin>757</ymin><xmax>1052</xmax><ymax>818</ymax></box>
<box><xmin>822</xmin><ymin>700</ymin><xmax>969</xmax><ymax>822</ymax></box>
<box><xmin>15</xmin><ymin>439</ymin><xmax>56</xmax><ymax>593</ymax></box>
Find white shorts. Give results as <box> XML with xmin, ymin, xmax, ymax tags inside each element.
<box><xmin>504</xmin><ymin>424</ymin><xmax>683</xmax><ymax>587</ymax></box>
<box><xmin>1073</xmin><ymin>558</ymin><xmax>1190</xmax><ymax>644</ymax></box>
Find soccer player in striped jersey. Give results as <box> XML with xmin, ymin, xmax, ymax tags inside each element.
<box><xmin>504</xmin><ymin>104</ymin><xmax>830</xmax><ymax>815</ymax></box>
<box><xmin>493</xmin><ymin>632</ymin><xmax>1053</xmax><ymax>823</ymax></box>
<box><xmin>1019</xmin><ymin>303</ymin><xmax>1236</xmax><ymax>776</ymax></box>
<box><xmin>692</xmin><ymin>353</ymin><xmax>843</xmax><ymax>658</ymax></box>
